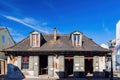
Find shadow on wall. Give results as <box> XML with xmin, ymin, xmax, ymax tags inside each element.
<box><xmin>5</xmin><ymin>64</ymin><xmax>25</xmax><ymax>80</ymax></box>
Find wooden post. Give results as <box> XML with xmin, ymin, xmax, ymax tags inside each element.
<box><xmin>1</xmin><ymin>61</ymin><xmax>5</xmax><ymax>74</ymax></box>
<box><xmin>5</xmin><ymin>60</ymin><xmax>7</xmax><ymax>74</ymax></box>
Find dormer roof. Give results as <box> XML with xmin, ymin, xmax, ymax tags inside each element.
<box><xmin>71</xmin><ymin>31</ymin><xmax>83</xmax><ymax>35</ymax></box>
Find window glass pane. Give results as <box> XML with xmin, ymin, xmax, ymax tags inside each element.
<box><xmin>117</xmin><ymin>49</ymin><xmax>120</xmax><ymax>55</ymax></box>
<box><xmin>32</xmin><ymin>34</ymin><xmax>39</xmax><ymax>47</ymax></box>
<box><xmin>74</xmin><ymin>34</ymin><xmax>80</xmax><ymax>46</ymax></box>
<box><xmin>36</xmin><ymin>34</ymin><xmax>39</xmax><ymax>46</ymax></box>
<box><xmin>32</xmin><ymin>34</ymin><xmax>36</xmax><ymax>46</ymax></box>
<box><xmin>2</xmin><ymin>35</ymin><xmax>5</xmax><ymax>43</ymax></box>
<box><xmin>21</xmin><ymin>56</ymin><xmax>29</xmax><ymax>69</ymax></box>
<box><xmin>74</xmin><ymin>35</ymin><xmax>76</xmax><ymax>46</ymax></box>
<box><xmin>77</xmin><ymin>35</ymin><xmax>80</xmax><ymax>46</ymax></box>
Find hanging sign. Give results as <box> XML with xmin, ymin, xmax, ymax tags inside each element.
<box><xmin>24</xmin><ymin>56</ymin><xmax>28</xmax><ymax>62</ymax></box>
<box><xmin>68</xmin><ymin>56</ymin><xmax>71</xmax><ymax>61</ymax></box>
<box><xmin>88</xmin><ymin>55</ymin><xmax>91</xmax><ymax>61</ymax></box>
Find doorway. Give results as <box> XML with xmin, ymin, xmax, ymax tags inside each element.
<box><xmin>39</xmin><ymin>55</ymin><xmax>48</xmax><ymax>75</ymax></box>
<box><xmin>65</xmin><ymin>58</ymin><xmax>73</xmax><ymax>77</ymax></box>
<box><xmin>85</xmin><ymin>59</ymin><xmax>93</xmax><ymax>76</ymax></box>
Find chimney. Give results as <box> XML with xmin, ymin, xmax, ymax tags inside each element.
<box><xmin>54</xmin><ymin>28</ymin><xmax>57</xmax><ymax>41</ymax></box>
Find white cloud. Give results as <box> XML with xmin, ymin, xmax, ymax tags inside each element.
<box><xmin>100</xmin><ymin>43</ymin><xmax>109</xmax><ymax>49</ymax></box>
<box><xmin>102</xmin><ymin>21</ymin><xmax>110</xmax><ymax>33</ymax></box>
<box><xmin>7</xmin><ymin>27</ymin><xmax>25</xmax><ymax>42</ymax></box>
<box><xmin>3</xmin><ymin>15</ymin><xmax>53</xmax><ymax>34</ymax></box>
<box><xmin>22</xmin><ymin>18</ymin><xmax>39</xmax><ymax>25</ymax></box>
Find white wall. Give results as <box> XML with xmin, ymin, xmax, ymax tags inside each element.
<box><xmin>99</xmin><ymin>56</ymin><xmax>105</xmax><ymax>72</ymax></box>
<box><xmin>116</xmin><ymin>20</ymin><xmax>120</xmax><ymax>45</ymax></box>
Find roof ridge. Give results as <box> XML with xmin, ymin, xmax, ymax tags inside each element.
<box><xmin>43</xmin><ymin>34</ymin><xmax>70</xmax><ymax>36</ymax></box>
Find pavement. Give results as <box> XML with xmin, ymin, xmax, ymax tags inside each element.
<box><xmin>0</xmin><ymin>75</ymin><xmax>120</xmax><ymax>80</ymax></box>
<box><xmin>0</xmin><ymin>77</ymin><xmax>120</xmax><ymax>80</ymax></box>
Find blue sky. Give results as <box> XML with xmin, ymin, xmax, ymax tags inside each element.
<box><xmin>0</xmin><ymin>0</ymin><xmax>120</xmax><ymax>44</ymax></box>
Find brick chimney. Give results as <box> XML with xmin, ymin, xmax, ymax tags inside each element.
<box><xmin>54</xmin><ymin>28</ymin><xmax>57</xmax><ymax>41</ymax></box>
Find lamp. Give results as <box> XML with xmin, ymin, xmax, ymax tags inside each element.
<box><xmin>109</xmin><ymin>44</ymin><xmax>114</xmax><ymax>80</ymax></box>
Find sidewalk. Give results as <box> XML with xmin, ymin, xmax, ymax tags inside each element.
<box><xmin>0</xmin><ymin>75</ymin><xmax>120</xmax><ymax>80</ymax></box>
<box><xmin>22</xmin><ymin>78</ymin><xmax>120</xmax><ymax>80</ymax></box>
<box><xmin>0</xmin><ymin>78</ymin><xmax>119</xmax><ymax>80</ymax></box>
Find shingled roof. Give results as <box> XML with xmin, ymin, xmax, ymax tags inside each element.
<box><xmin>4</xmin><ymin>33</ymin><xmax>110</xmax><ymax>53</ymax></box>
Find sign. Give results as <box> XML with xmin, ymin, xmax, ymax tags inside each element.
<box><xmin>23</xmin><ymin>56</ymin><xmax>28</xmax><ymax>62</ymax></box>
<box><xmin>75</xmin><ymin>64</ymin><xmax>79</xmax><ymax>66</ymax></box>
<box><xmin>88</xmin><ymin>55</ymin><xmax>91</xmax><ymax>61</ymax></box>
<box><xmin>67</xmin><ymin>56</ymin><xmax>71</xmax><ymax>61</ymax></box>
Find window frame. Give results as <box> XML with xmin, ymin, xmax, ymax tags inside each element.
<box><xmin>21</xmin><ymin>56</ymin><xmax>29</xmax><ymax>70</ymax></box>
<box><xmin>30</xmin><ymin>31</ymin><xmax>40</xmax><ymax>47</ymax></box>
<box><xmin>73</xmin><ymin>34</ymin><xmax>80</xmax><ymax>46</ymax></box>
<box><xmin>32</xmin><ymin>34</ymin><xmax>39</xmax><ymax>47</ymax></box>
<box><xmin>72</xmin><ymin>31</ymin><xmax>82</xmax><ymax>47</ymax></box>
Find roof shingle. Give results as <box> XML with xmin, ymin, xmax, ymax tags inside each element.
<box><xmin>4</xmin><ymin>34</ymin><xmax>110</xmax><ymax>52</ymax></box>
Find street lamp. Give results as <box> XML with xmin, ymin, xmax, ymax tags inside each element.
<box><xmin>109</xmin><ymin>45</ymin><xmax>114</xmax><ymax>80</ymax></box>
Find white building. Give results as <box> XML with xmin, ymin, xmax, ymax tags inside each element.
<box><xmin>116</xmin><ymin>20</ymin><xmax>120</xmax><ymax>71</ymax></box>
<box><xmin>116</xmin><ymin>20</ymin><xmax>120</xmax><ymax>45</ymax></box>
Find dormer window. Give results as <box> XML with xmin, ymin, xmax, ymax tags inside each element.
<box><xmin>30</xmin><ymin>31</ymin><xmax>40</xmax><ymax>47</ymax></box>
<box><xmin>74</xmin><ymin>34</ymin><xmax>80</xmax><ymax>46</ymax></box>
<box><xmin>71</xmin><ymin>31</ymin><xmax>82</xmax><ymax>47</ymax></box>
<box><xmin>32</xmin><ymin>34</ymin><xmax>39</xmax><ymax>47</ymax></box>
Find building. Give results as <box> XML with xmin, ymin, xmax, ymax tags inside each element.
<box><xmin>101</xmin><ymin>40</ymin><xmax>116</xmax><ymax>71</ymax></box>
<box><xmin>0</xmin><ymin>27</ymin><xmax>15</xmax><ymax>75</ymax></box>
<box><xmin>3</xmin><ymin>28</ymin><xmax>110</xmax><ymax>79</ymax></box>
<box><xmin>116</xmin><ymin>20</ymin><xmax>120</xmax><ymax>72</ymax></box>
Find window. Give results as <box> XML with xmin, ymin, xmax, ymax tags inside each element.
<box><xmin>71</xmin><ymin>31</ymin><xmax>82</xmax><ymax>47</ymax></box>
<box><xmin>21</xmin><ymin>56</ymin><xmax>29</xmax><ymax>69</ymax></box>
<box><xmin>30</xmin><ymin>31</ymin><xmax>41</xmax><ymax>47</ymax></box>
<box><xmin>7</xmin><ymin>38</ymin><xmax>10</xmax><ymax>45</ymax></box>
<box><xmin>73</xmin><ymin>34</ymin><xmax>80</xmax><ymax>46</ymax></box>
<box><xmin>117</xmin><ymin>49</ymin><xmax>120</xmax><ymax>55</ymax></box>
<box><xmin>32</xmin><ymin>34</ymin><xmax>39</xmax><ymax>47</ymax></box>
<box><xmin>2</xmin><ymin>35</ymin><xmax>5</xmax><ymax>43</ymax></box>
